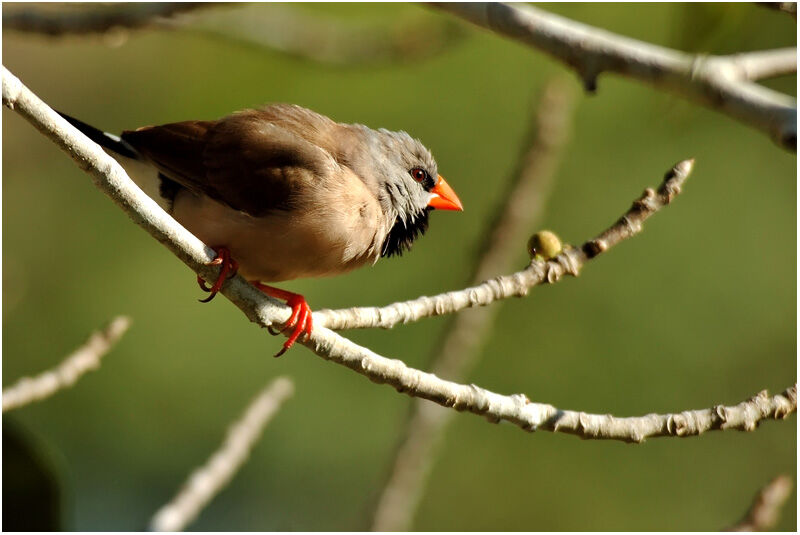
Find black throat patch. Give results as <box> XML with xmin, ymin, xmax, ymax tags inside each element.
<box><xmin>381</xmin><ymin>209</ymin><xmax>430</xmax><ymax>258</ymax></box>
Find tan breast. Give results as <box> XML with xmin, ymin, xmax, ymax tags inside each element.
<box><xmin>171</xmin><ymin>167</ymin><xmax>386</xmax><ymax>282</ymax></box>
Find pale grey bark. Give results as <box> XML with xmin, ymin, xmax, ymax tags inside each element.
<box><xmin>728</xmin><ymin>48</ymin><xmax>798</xmax><ymax>81</ymax></box>
<box><xmin>432</xmin><ymin>3</ymin><xmax>797</xmax><ymax>151</ymax></box>
<box><xmin>2</xmin><ymin>3</ymin><xmax>206</xmax><ymax>35</ymax></box>
<box><xmin>3</xmin><ymin>3</ymin><xmax>462</xmax><ymax>66</ymax></box>
<box><xmin>315</xmin><ymin>159</ymin><xmax>692</xmax><ymax>331</ymax></box>
<box><xmin>2</xmin><ymin>316</ymin><xmax>131</xmax><ymax>412</ymax></box>
<box><xmin>726</xmin><ymin>475</ymin><xmax>794</xmax><ymax>531</ymax></box>
<box><xmin>150</xmin><ymin>377</ymin><xmax>294</xmax><ymax>532</ymax></box>
<box><xmin>4</xmin><ymin>66</ymin><xmax>796</xmax><ymax>443</ymax></box>
<box><xmin>371</xmin><ymin>79</ymin><xmax>576</xmax><ymax>532</ymax></box>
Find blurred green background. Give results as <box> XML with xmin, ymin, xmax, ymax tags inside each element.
<box><xmin>2</xmin><ymin>2</ymin><xmax>796</xmax><ymax>531</ymax></box>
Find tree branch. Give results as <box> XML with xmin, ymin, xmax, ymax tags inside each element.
<box><xmin>161</xmin><ymin>4</ymin><xmax>464</xmax><ymax>66</ymax></box>
<box><xmin>726</xmin><ymin>474</ymin><xmax>794</xmax><ymax>531</ymax></box>
<box><xmin>2</xmin><ymin>3</ymin><xmax>210</xmax><ymax>36</ymax></box>
<box><xmin>4</xmin><ymin>3</ymin><xmax>462</xmax><ymax>66</ymax></box>
<box><xmin>431</xmin><ymin>2</ymin><xmax>797</xmax><ymax>151</ymax></box>
<box><xmin>316</xmin><ymin>158</ymin><xmax>693</xmax><ymax>331</ymax></box>
<box><xmin>371</xmin><ymin>79</ymin><xmax>576</xmax><ymax>531</ymax></box>
<box><xmin>2</xmin><ymin>316</ymin><xmax>131</xmax><ymax>412</ymax></box>
<box><xmin>150</xmin><ymin>377</ymin><xmax>294</xmax><ymax>532</ymax></box>
<box><xmin>723</xmin><ymin>48</ymin><xmax>798</xmax><ymax>81</ymax></box>
<box><xmin>4</xmin><ymin>66</ymin><xmax>795</xmax><ymax>442</ymax></box>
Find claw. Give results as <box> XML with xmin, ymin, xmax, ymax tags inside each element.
<box><xmin>252</xmin><ymin>282</ymin><xmax>313</xmax><ymax>357</ymax></box>
<box><xmin>197</xmin><ymin>247</ymin><xmax>238</xmax><ymax>303</ymax></box>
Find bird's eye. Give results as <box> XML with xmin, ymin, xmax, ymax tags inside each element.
<box><xmin>410</xmin><ymin>168</ymin><xmax>428</xmax><ymax>183</ymax></box>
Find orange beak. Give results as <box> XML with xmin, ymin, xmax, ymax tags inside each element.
<box><xmin>427</xmin><ymin>175</ymin><xmax>464</xmax><ymax>211</ymax></box>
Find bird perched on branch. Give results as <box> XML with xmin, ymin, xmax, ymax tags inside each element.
<box><xmin>59</xmin><ymin>104</ymin><xmax>463</xmax><ymax>356</ymax></box>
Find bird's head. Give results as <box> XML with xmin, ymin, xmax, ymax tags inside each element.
<box><xmin>365</xmin><ymin>129</ymin><xmax>463</xmax><ymax>257</ymax></box>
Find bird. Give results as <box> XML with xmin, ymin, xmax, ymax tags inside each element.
<box><xmin>59</xmin><ymin>104</ymin><xmax>463</xmax><ymax>356</ymax></box>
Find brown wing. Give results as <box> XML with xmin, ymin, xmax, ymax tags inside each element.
<box><xmin>121</xmin><ymin>108</ymin><xmax>337</xmax><ymax>216</ymax></box>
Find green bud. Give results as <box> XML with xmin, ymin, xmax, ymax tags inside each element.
<box><xmin>527</xmin><ymin>230</ymin><xmax>563</xmax><ymax>260</ymax></box>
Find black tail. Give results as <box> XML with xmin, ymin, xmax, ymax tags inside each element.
<box><xmin>57</xmin><ymin>111</ymin><xmax>140</xmax><ymax>160</ymax></box>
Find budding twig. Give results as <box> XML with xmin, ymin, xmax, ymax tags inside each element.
<box><xmin>316</xmin><ymin>158</ymin><xmax>695</xmax><ymax>331</ymax></box>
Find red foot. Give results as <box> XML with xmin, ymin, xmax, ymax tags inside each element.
<box><xmin>252</xmin><ymin>282</ymin><xmax>313</xmax><ymax>357</ymax></box>
<box><xmin>197</xmin><ymin>247</ymin><xmax>239</xmax><ymax>303</ymax></box>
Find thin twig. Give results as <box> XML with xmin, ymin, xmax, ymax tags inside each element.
<box><xmin>5</xmin><ymin>66</ymin><xmax>795</xmax><ymax>441</ymax></box>
<box><xmin>431</xmin><ymin>3</ymin><xmax>797</xmax><ymax>151</ymax></box>
<box><xmin>727</xmin><ymin>48</ymin><xmax>798</xmax><ymax>81</ymax></box>
<box><xmin>726</xmin><ymin>475</ymin><xmax>794</xmax><ymax>531</ymax></box>
<box><xmin>315</xmin><ymin>159</ymin><xmax>693</xmax><ymax>331</ymax></box>
<box><xmin>161</xmin><ymin>4</ymin><xmax>464</xmax><ymax>66</ymax></box>
<box><xmin>2</xmin><ymin>316</ymin><xmax>131</xmax><ymax>412</ymax></box>
<box><xmin>150</xmin><ymin>377</ymin><xmax>295</xmax><ymax>532</ymax></box>
<box><xmin>4</xmin><ymin>3</ymin><xmax>462</xmax><ymax>66</ymax></box>
<box><xmin>371</xmin><ymin>79</ymin><xmax>576</xmax><ymax>531</ymax></box>
<box><xmin>2</xmin><ymin>3</ymin><xmax>210</xmax><ymax>36</ymax></box>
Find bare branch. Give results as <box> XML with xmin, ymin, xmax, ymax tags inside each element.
<box><xmin>725</xmin><ymin>48</ymin><xmax>798</xmax><ymax>81</ymax></box>
<box><xmin>316</xmin><ymin>158</ymin><xmax>693</xmax><ymax>331</ymax></box>
<box><xmin>150</xmin><ymin>377</ymin><xmax>294</xmax><ymax>532</ymax></box>
<box><xmin>5</xmin><ymin>66</ymin><xmax>794</xmax><ymax>443</ymax></box>
<box><xmin>161</xmin><ymin>4</ymin><xmax>464</xmax><ymax>66</ymax></box>
<box><xmin>371</xmin><ymin>79</ymin><xmax>576</xmax><ymax>532</ymax></box>
<box><xmin>2</xmin><ymin>3</ymin><xmax>209</xmax><ymax>36</ymax></box>
<box><xmin>3</xmin><ymin>3</ymin><xmax>462</xmax><ymax>66</ymax></box>
<box><xmin>726</xmin><ymin>475</ymin><xmax>794</xmax><ymax>531</ymax></box>
<box><xmin>2</xmin><ymin>316</ymin><xmax>131</xmax><ymax>412</ymax></box>
<box><xmin>431</xmin><ymin>3</ymin><xmax>797</xmax><ymax>151</ymax></box>
<box><xmin>1</xmin><ymin>66</ymin><xmax>294</xmax><ymax>331</ymax></box>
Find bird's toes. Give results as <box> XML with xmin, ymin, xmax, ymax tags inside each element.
<box><xmin>197</xmin><ymin>246</ymin><xmax>238</xmax><ymax>303</ymax></box>
<box><xmin>274</xmin><ymin>296</ymin><xmax>313</xmax><ymax>357</ymax></box>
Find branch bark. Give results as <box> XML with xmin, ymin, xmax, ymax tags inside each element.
<box><xmin>316</xmin><ymin>158</ymin><xmax>692</xmax><ymax>331</ymax></box>
<box><xmin>371</xmin><ymin>79</ymin><xmax>576</xmax><ymax>531</ymax></box>
<box><xmin>4</xmin><ymin>3</ymin><xmax>462</xmax><ymax>66</ymax></box>
<box><xmin>4</xmin><ymin>66</ymin><xmax>795</xmax><ymax>442</ymax></box>
<box><xmin>2</xmin><ymin>316</ymin><xmax>131</xmax><ymax>412</ymax></box>
<box><xmin>726</xmin><ymin>474</ymin><xmax>794</xmax><ymax>531</ymax></box>
<box><xmin>727</xmin><ymin>48</ymin><xmax>798</xmax><ymax>81</ymax></box>
<box><xmin>161</xmin><ymin>4</ymin><xmax>463</xmax><ymax>66</ymax></box>
<box><xmin>431</xmin><ymin>2</ymin><xmax>797</xmax><ymax>151</ymax></box>
<box><xmin>2</xmin><ymin>3</ymin><xmax>209</xmax><ymax>36</ymax></box>
<box><xmin>150</xmin><ymin>377</ymin><xmax>294</xmax><ymax>532</ymax></box>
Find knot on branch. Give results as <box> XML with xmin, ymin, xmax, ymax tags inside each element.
<box><xmin>774</xmin><ymin>384</ymin><xmax>799</xmax><ymax>418</ymax></box>
<box><xmin>669</xmin><ymin>411</ymin><xmax>702</xmax><ymax>436</ymax></box>
<box><xmin>633</xmin><ymin>188</ymin><xmax>658</xmax><ymax>211</ymax></box>
<box><xmin>451</xmin><ymin>383</ymin><xmax>487</xmax><ymax>414</ymax></box>
<box><xmin>578</xmin><ymin>70</ymin><xmax>599</xmax><ymax>94</ymax></box>
<box><xmin>714</xmin><ymin>404</ymin><xmax>728</xmax><ymax>423</ymax></box>
<box><xmin>779</xmin><ymin>130</ymin><xmax>797</xmax><ymax>152</ymax></box>
<box><xmin>540</xmin><ymin>248</ymin><xmax>583</xmax><ymax>281</ymax></box>
<box><xmin>583</xmin><ymin>239</ymin><xmax>608</xmax><ymax>259</ymax></box>
<box><xmin>565</xmin><ymin>55</ymin><xmax>602</xmax><ymax>94</ymax></box>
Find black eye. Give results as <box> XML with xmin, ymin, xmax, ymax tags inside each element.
<box><xmin>410</xmin><ymin>168</ymin><xmax>428</xmax><ymax>183</ymax></box>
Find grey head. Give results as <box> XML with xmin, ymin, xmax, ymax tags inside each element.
<box><xmin>346</xmin><ymin>124</ymin><xmax>439</xmax><ymax>257</ymax></box>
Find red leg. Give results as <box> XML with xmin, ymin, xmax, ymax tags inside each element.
<box><xmin>252</xmin><ymin>282</ymin><xmax>313</xmax><ymax>357</ymax></box>
<box><xmin>197</xmin><ymin>247</ymin><xmax>239</xmax><ymax>303</ymax></box>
